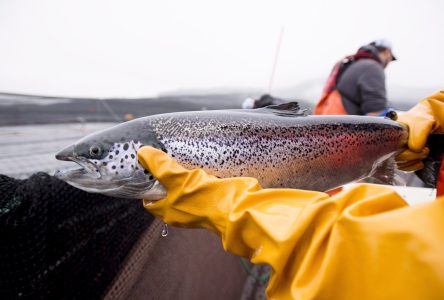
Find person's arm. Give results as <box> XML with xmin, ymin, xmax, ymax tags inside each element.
<box><xmin>138</xmin><ymin>146</ymin><xmax>329</xmax><ymax>258</ymax></box>
<box><xmin>138</xmin><ymin>146</ymin><xmax>444</xmax><ymax>299</ymax></box>
<box><xmin>396</xmin><ymin>90</ymin><xmax>444</xmax><ymax>171</ymax></box>
<box><xmin>358</xmin><ymin>63</ymin><xmax>387</xmax><ymax>115</ymax></box>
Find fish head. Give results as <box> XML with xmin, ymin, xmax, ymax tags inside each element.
<box><xmin>54</xmin><ymin>122</ymin><xmax>166</xmax><ymax>200</ymax></box>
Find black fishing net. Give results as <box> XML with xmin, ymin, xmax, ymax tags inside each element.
<box><xmin>0</xmin><ymin>172</ymin><xmax>153</xmax><ymax>299</ymax></box>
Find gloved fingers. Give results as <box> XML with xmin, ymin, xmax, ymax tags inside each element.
<box><xmin>395</xmin><ymin>146</ymin><xmax>428</xmax><ymax>172</ymax></box>
<box><xmin>406</xmin><ymin>122</ymin><xmax>434</xmax><ymax>152</ymax></box>
<box><xmin>395</xmin><ymin>147</ymin><xmax>429</xmax><ymax>163</ymax></box>
<box><xmin>396</xmin><ymin>92</ymin><xmax>444</xmax><ymax>152</ymax></box>
<box><xmin>138</xmin><ymin>146</ymin><xmax>191</xmax><ymax>189</ymax></box>
<box><xmin>397</xmin><ymin>160</ymin><xmax>424</xmax><ymax>172</ymax></box>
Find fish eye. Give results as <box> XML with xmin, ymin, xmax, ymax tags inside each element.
<box><xmin>89</xmin><ymin>145</ymin><xmax>102</xmax><ymax>157</ymax></box>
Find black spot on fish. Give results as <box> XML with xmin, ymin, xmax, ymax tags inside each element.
<box><xmin>103</xmin><ymin>162</ymin><xmax>107</xmax><ymax>166</ymax></box>
<box><xmin>120</xmin><ymin>158</ymin><xmax>124</xmax><ymax>163</ymax></box>
<box><xmin>125</xmin><ymin>155</ymin><xmax>128</xmax><ymax>159</ymax></box>
<box><xmin>144</xmin><ymin>170</ymin><xmax>149</xmax><ymax>174</ymax></box>
<box><xmin>131</xmin><ymin>154</ymin><xmax>135</xmax><ymax>159</ymax></box>
<box><xmin>131</xmin><ymin>165</ymin><xmax>134</xmax><ymax>168</ymax></box>
<box><xmin>149</xmin><ymin>175</ymin><xmax>154</xmax><ymax>180</ymax></box>
<box><xmin>116</xmin><ymin>171</ymin><xmax>119</xmax><ymax>175</ymax></box>
<box><xmin>112</xmin><ymin>165</ymin><xmax>116</xmax><ymax>169</ymax></box>
<box><xmin>115</xmin><ymin>150</ymin><xmax>119</xmax><ymax>155</ymax></box>
<box><xmin>109</xmin><ymin>155</ymin><xmax>113</xmax><ymax>159</ymax></box>
<box><xmin>123</xmin><ymin>143</ymin><xmax>129</xmax><ymax>150</ymax></box>
<box><xmin>121</xmin><ymin>165</ymin><xmax>124</xmax><ymax>168</ymax></box>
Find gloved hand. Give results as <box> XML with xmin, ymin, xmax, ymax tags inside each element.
<box><xmin>396</xmin><ymin>91</ymin><xmax>444</xmax><ymax>171</ymax></box>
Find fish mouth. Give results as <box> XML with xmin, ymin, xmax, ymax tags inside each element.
<box><xmin>55</xmin><ymin>144</ymin><xmax>75</xmax><ymax>161</ymax></box>
<box><xmin>55</xmin><ymin>156</ymin><xmax>101</xmax><ymax>180</ymax></box>
<box><xmin>55</xmin><ymin>145</ymin><xmax>101</xmax><ymax>179</ymax></box>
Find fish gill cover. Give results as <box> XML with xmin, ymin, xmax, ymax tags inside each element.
<box><xmin>0</xmin><ymin>172</ymin><xmax>153</xmax><ymax>299</ymax></box>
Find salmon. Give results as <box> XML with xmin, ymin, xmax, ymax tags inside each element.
<box><xmin>55</xmin><ymin>103</ymin><xmax>407</xmax><ymax>199</ymax></box>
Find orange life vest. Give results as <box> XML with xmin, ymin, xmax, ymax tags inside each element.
<box><xmin>314</xmin><ymin>89</ymin><xmax>348</xmax><ymax>115</ymax></box>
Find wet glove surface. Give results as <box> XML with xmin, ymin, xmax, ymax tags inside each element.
<box><xmin>396</xmin><ymin>91</ymin><xmax>444</xmax><ymax>171</ymax></box>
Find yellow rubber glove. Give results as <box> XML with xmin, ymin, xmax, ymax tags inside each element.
<box><xmin>396</xmin><ymin>91</ymin><xmax>444</xmax><ymax>171</ymax></box>
<box><xmin>138</xmin><ymin>146</ymin><xmax>444</xmax><ymax>300</ymax></box>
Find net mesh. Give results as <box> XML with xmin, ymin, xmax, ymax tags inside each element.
<box><xmin>0</xmin><ymin>172</ymin><xmax>153</xmax><ymax>299</ymax></box>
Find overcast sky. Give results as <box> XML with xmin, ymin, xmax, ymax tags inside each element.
<box><xmin>0</xmin><ymin>0</ymin><xmax>442</xmax><ymax>98</ymax></box>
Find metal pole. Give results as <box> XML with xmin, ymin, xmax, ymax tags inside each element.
<box><xmin>268</xmin><ymin>26</ymin><xmax>285</xmax><ymax>94</ymax></box>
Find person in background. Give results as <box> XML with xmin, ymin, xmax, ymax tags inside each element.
<box><xmin>315</xmin><ymin>39</ymin><xmax>396</xmax><ymax>116</ymax></box>
<box><xmin>138</xmin><ymin>91</ymin><xmax>444</xmax><ymax>299</ymax></box>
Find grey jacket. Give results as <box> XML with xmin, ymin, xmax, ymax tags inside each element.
<box><xmin>337</xmin><ymin>58</ymin><xmax>387</xmax><ymax>115</ymax></box>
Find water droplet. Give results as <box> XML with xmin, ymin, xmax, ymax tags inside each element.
<box><xmin>161</xmin><ymin>223</ymin><xmax>169</xmax><ymax>237</ymax></box>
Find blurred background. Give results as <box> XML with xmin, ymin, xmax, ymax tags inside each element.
<box><xmin>0</xmin><ymin>0</ymin><xmax>443</xmax><ymax>177</ymax></box>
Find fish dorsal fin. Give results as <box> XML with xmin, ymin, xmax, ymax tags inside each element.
<box><xmin>259</xmin><ymin>102</ymin><xmax>307</xmax><ymax>117</ymax></box>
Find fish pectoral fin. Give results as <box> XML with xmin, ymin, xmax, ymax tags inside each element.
<box><xmin>368</xmin><ymin>156</ymin><xmax>396</xmax><ymax>185</ymax></box>
<box><xmin>259</xmin><ymin>102</ymin><xmax>308</xmax><ymax>117</ymax></box>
